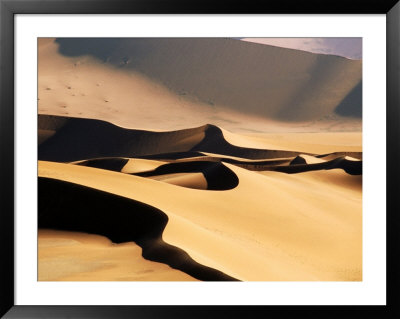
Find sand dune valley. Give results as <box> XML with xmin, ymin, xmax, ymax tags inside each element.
<box><xmin>38</xmin><ymin>38</ymin><xmax>362</xmax><ymax>281</ymax></box>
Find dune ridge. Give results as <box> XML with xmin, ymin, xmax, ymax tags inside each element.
<box><xmin>39</xmin><ymin>160</ymin><xmax>361</xmax><ymax>281</ymax></box>
<box><xmin>135</xmin><ymin>161</ymin><xmax>239</xmax><ymax>190</ymax></box>
<box><xmin>38</xmin><ymin>115</ymin><xmax>303</xmax><ymax>162</ymax></box>
<box><xmin>39</xmin><ymin>177</ymin><xmax>239</xmax><ymax>281</ymax></box>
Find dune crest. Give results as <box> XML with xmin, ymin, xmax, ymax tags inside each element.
<box><xmin>39</xmin><ymin>159</ymin><xmax>361</xmax><ymax>281</ymax></box>
<box><xmin>39</xmin><ymin>177</ymin><xmax>239</xmax><ymax>281</ymax></box>
<box><xmin>38</xmin><ymin>115</ymin><xmax>303</xmax><ymax>162</ymax></box>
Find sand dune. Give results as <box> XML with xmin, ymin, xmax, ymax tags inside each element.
<box><xmin>225</xmin><ymin>131</ymin><xmax>362</xmax><ymax>154</ymax></box>
<box><xmin>38</xmin><ymin>117</ymin><xmax>362</xmax><ymax>281</ymax></box>
<box><xmin>54</xmin><ymin>38</ymin><xmax>362</xmax><ymax>122</ymax></box>
<box><xmin>39</xmin><ymin>177</ymin><xmax>238</xmax><ymax>281</ymax></box>
<box><xmin>135</xmin><ymin>161</ymin><xmax>239</xmax><ymax>190</ymax></box>
<box><xmin>38</xmin><ymin>38</ymin><xmax>361</xmax><ymax>133</ymax></box>
<box><xmin>39</xmin><ymin>159</ymin><xmax>361</xmax><ymax>281</ymax></box>
<box><xmin>38</xmin><ymin>38</ymin><xmax>362</xmax><ymax>282</ymax></box>
<box><xmin>69</xmin><ymin>151</ymin><xmax>361</xmax><ymax>184</ymax></box>
<box><xmin>148</xmin><ymin>173</ymin><xmax>208</xmax><ymax>190</ymax></box>
<box><xmin>38</xmin><ymin>115</ymin><xmax>305</xmax><ymax>162</ymax></box>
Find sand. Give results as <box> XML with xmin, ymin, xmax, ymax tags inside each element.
<box><xmin>37</xmin><ymin>38</ymin><xmax>362</xmax><ymax>282</ymax></box>
<box><xmin>38</xmin><ymin>38</ymin><xmax>361</xmax><ymax>133</ymax></box>
<box><xmin>38</xmin><ymin>157</ymin><xmax>361</xmax><ymax>281</ymax></box>
<box><xmin>38</xmin><ymin>229</ymin><xmax>197</xmax><ymax>281</ymax></box>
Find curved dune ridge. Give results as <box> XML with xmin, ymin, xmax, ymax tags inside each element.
<box><xmin>38</xmin><ymin>116</ymin><xmax>362</xmax><ymax>281</ymax></box>
<box><xmin>38</xmin><ymin>115</ymin><xmax>304</xmax><ymax>162</ymax></box>
<box><xmin>135</xmin><ymin>161</ymin><xmax>239</xmax><ymax>190</ymax></box>
<box><xmin>38</xmin><ymin>160</ymin><xmax>362</xmax><ymax>281</ymax></box>
<box><xmin>39</xmin><ymin>177</ymin><xmax>238</xmax><ymax>281</ymax></box>
<box><xmin>76</xmin><ymin>158</ymin><xmax>239</xmax><ymax>190</ymax></box>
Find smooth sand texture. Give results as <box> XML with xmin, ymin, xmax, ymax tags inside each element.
<box><xmin>38</xmin><ymin>229</ymin><xmax>197</xmax><ymax>281</ymax></box>
<box><xmin>222</xmin><ymin>130</ymin><xmax>362</xmax><ymax>154</ymax></box>
<box><xmin>148</xmin><ymin>173</ymin><xmax>208</xmax><ymax>190</ymax></box>
<box><xmin>38</xmin><ymin>38</ymin><xmax>361</xmax><ymax>133</ymax></box>
<box><xmin>39</xmin><ymin>159</ymin><xmax>361</xmax><ymax>281</ymax></box>
<box><xmin>38</xmin><ymin>38</ymin><xmax>362</xmax><ymax>282</ymax></box>
<box><xmin>54</xmin><ymin>38</ymin><xmax>362</xmax><ymax>122</ymax></box>
<box><xmin>121</xmin><ymin>158</ymin><xmax>167</xmax><ymax>174</ymax></box>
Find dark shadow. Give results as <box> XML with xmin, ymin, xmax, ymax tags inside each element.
<box><xmin>38</xmin><ymin>177</ymin><xmax>239</xmax><ymax>281</ymax></box>
<box><xmin>290</xmin><ymin>156</ymin><xmax>307</xmax><ymax>165</ymax></box>
<box><xmin>38</xmin><ymin>115</ymin><xmax>206</xmax><ymax>162</ymax></box>
<box><xmin>334</xmin><ymin>80</ymin><xmax>362</xmax><ymax>117</ymax></box>
<box><xmin>76</xmin><ymin>158</ymin><xmax>129</xmax><ymax>172</ymax></box>
<box><xmin>38</xmin><ymin>115</ymin><xmax>306</xmax><ymax>162</ymax></box>
<box><xmin>135</xmin><ymin>161</ymin><xmax>239</xmax><ymax>190</ymax></box>
<box><xmin>55</xmin><ymin>38</ymin><xmax>121</xmax><ymax>61</ymax></box>
<box><xmin>191</xmin><ymin>124</ymin><xmax>304</xmax><ymax>159</ymax></box>
<box><xmin>138</xmin><ymin>151</ymin><xmax>205</xmax><ymax>160</ymax></box>
<box><xmin>264</xmin><ymin>157</ymin><xmax>362</xmax><ymax>175</ymax></box>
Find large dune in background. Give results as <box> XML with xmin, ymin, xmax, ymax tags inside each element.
<box><xmin>54</xmin><ymin>38</ymin><xmax>362</xmax><ymax>121</ymax></box>
<box><xmin>38</xmin><ymin>38</ymin><xmax>361</xmax><ymax>133</ymax></box>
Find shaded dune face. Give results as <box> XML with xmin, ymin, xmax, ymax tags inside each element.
<box><xmin>135</xmin><ymin>161</ymin><xmax>239</xmax><ymax>190</ymax></box>
<box><xmin>76</xmin><ymin>157</ymin><xmax>129</xmax><ymax>172</ymax></box>
<box><xmin>38</xmin><ymin>177</ymin><xmax>239</xmax><ymax>281</ymax></box>
<box><xmin>38</xmin><ymin>115</ymin><xmax>206</xmax><ymax>161</ymax></box>
<box><xmin>138</xmin><ymin>151</ymin><xmax>206</xmax><ymax>160</ymax></box>
<box><xmin>75</xmin><ymin>158</ymin><xmax>239</xmax><ymax>190</ymax></box>
<box><xmin>287</xmin><ymin>156</ymin><xmax>362</xmax><ymax>175</ymax></box>
<box><xmin>38</xmin><ymin>115</ymin><xmax>302</xmax><ymax>162</ymax></box>
<box><xmin>54</xmin><ymin>38</ymin><xmax>362</xmax><ymax>121</ymax></box>
<box><xmin>190</xmin><ymin>123</ymin><xmax>302</xmax><ymax>159</ymax></box>
<box><xmin>334</xmin><ymin>80</ymin><xmax>362</xmax><ymax>117</ymax></box>
<box><xmin>39</xmin><ymin>115</ymin><xmax>362</xmax><ymax>177</ymax></box>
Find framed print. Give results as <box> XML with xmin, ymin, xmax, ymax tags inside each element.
<box><xmin>1</xmin><ymin>0</ymin><xmax>399</xmax><ymax>318</ymax></box>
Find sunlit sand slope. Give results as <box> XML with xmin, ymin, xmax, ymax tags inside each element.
<box><xmin>39</xmin><ymin>159</ymin><xmax>361</xmax><ymax>281</ymax></box>
<box><xmin>54</xmin><ymin>38</ymin><xmax>362</xmax><ymax>121</ymax></box>
<box><xmin>38</xmin><ymin>229</ymin><xmax>198</xmax><ymax>281</ymax></box>
<box><xmin>39</xmin><ymin>177</ymin><xmax>238</xmax><ymax>281</ymax></box>
<box><xmin>38</xmin><ymin>38</ymin><xmax>361</xmax><ymax>133</ymax></box>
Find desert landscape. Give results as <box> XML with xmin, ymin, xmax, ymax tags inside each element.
<box><xmin>38</xmin><ymin>38</ymin><xmax>362</xmax><ymax>281</ymax></box>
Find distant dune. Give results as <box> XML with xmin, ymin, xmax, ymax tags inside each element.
<box><xmin>38</xmin><ymin>38</ymin><xmax>361</xmax><ymax>133</ymax></box>
<box><xmin>54</xmin><ymin>38</ymin><xmax>362</xmax><ymax>122</ymax></box>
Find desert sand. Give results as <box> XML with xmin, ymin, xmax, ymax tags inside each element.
<box><xmin>38</xmin><ymin>229</ymin><xmax>197</xmax><ymax>281</ymax></box>
<box><xmin>38</xmin><ymin>38</ymin><xmax>362</xmax><ymax>281</ymax></box>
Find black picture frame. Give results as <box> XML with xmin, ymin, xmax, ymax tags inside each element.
<box><xmin>1</xmin><ymin>0</ymin><xmax>399</xmax><ymax>318</ymax></box>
